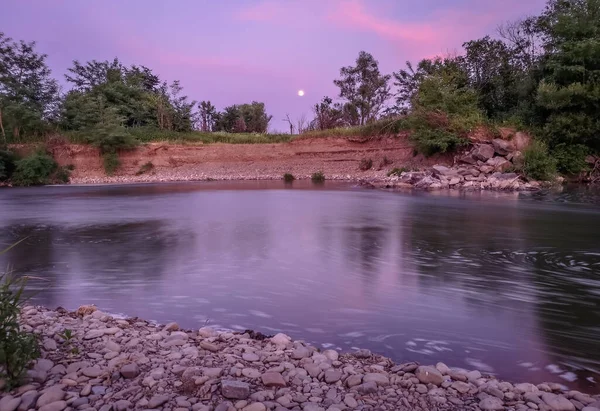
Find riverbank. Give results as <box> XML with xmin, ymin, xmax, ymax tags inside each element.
<box><xmin>4</xmin><ymin>306</ymin><xmax>599</xmax><ymax>411</ymax></box>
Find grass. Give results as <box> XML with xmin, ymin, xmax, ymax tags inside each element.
<box><xmin>311</xmin><ymin>171</ymin><xmax>325</xmax><ymax>182</ymax></box>
<box><xmin>298</xmin><ymin>117</ymin><xmax>409</xmax><ymax>140</ymax></box>
<box><xmin>135</xmin><ymin>161</ymin><xmax>155</xmax><ymax>176</ymax></box>
<box><xmin>387</xmin><ymin>167</ymin><xmax>410</xmax><ymax>177</ymax></box>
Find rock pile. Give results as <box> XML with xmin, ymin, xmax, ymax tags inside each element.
<box><xmin>2</xmin><ymin>306</ymin><xmax>598</xmax><ymax>411</ymax></box>
<box><xmin>381</xmin><ymin>138</ymin><xmax>542</xmax><ymax>191</ymax></box>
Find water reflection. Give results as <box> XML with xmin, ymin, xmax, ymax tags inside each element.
<box><xmin>0</xmin><ymin>182</ymin><xmax>599</xmax><ymax>393</ymax></box>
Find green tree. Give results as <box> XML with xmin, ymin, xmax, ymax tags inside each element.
<box><xmin>0</xmin><ymin>32</ymin><xmax>59</xmax><ymax>143</ymax></box>
<box><xmin>334</xmin><ymin>51</ymin><xmax>391</xmax><ymax>125</ymax></box>
<box><xmin>198</xmin><ymin>100</ymin><xmax>217</xmax><ymax>131</ymax></box>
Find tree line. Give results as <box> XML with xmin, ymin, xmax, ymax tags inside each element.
<box><xmin>1</xmin><ymin>0</ymin><xmax>599</xmax><ymax>176</ymax></box>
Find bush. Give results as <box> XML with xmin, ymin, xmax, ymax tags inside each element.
<box><xmin>11</xmin><ymin>151</ymin><xmax>58</xmax><ymax>186</ymax></box>
<box><xmin>54</xmin><ymin>166</ymin><xmax>71</xmax><ymax>184</ymax></box>
<box><xmin>103</xmin><ymin>153</ymin><xmax>120</xmax><ymax>176</ymax></box>
<box><xmin>135</xmin><ymin>161</ymin><xmax>155</xmax><ymax>176</ymax></box>
<box><xmin>1</xmin><ymin>247</ymin><xmax>40</xmax><ymax>389</ymax></box>
<box><xmin>378</xmin><ymin>156</ymin><xmax>393</xmax><ymax>169</ymax></box>
<box><xmin>0</xmin><ymin>150</ymin><xmax>17</xmax><ymax>181</ymax></box>
<box><xmin>387</xmin><ymin>167</ymin><xmax>409</xmax><ymax>177</ymax></box>
<box><xmin>311</xmin><ymin>171</ymin><xmax>325</xmax><ymax>182</ymax></box>
<box><xmin>283</xmin><ymin>173</ymin><xmax>295</xmax><ymax>182</ymax></box>
<box><xmin>359</xmin><ymin>158</ymin><xmax>373</xmax><ymax>171</ymax></box>
<box><xmin>522</xmin><ymin>141</ymin><xmax>557</xmax><ymax>181</ymax></box>
<box><xmin>410</xmin><ymin>128</ymin><xmax>466</xmax><ymax>156</ymax></box>
<box><xmin>551</xmin><ymin>143</ymin><xmax>589</xmax><ymax>175</ymax></box>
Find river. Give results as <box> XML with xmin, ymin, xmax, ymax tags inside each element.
<box><xmin>1</xmin><ymin>181</ymin><xmax>599</xmax><ymax>393</ymax></box>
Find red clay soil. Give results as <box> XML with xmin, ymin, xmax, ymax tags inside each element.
<box><xmin>37</xmin><ymin>135</ymin><xmax>452</xmax><ymax>184</ymax></box>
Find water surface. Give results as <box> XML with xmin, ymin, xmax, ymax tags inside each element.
<box><xmin>1</xmin><ymin>181</ymin><xmax>599</xmax><ymax>393</ymax></box>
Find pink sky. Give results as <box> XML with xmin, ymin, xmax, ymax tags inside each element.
<box><xmin>2</xmin><ymin>0</ymin><xmax>546</xmax><ymax>131</ymax></box>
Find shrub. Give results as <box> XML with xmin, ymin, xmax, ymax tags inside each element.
<box><xmin>359</xmin><ymin>158</ymin><xmax>373</xmax><ymax>171</ymax></box>
<box><xmin>0</xmin><ymin>150</ymin><xmax>17</xmax><ymax>181</ymax></box>
<box><xmin>103</xmin><ymin>153</ymin><xmax>120</xmax><ymax>176</ymax></box>
<box><xmin>11</xmin><ymin>151</ymin><xmax>58</xmax><ymax>186</ymax></box>
<box><xmin>54</xmin><ymin>166</ymin><xmax>71</xmax><ymax>184</ymax></box>
<box><xmin>378</xmin><ymin>156</ymin><xmax>393</xmax><ymax>169</ymax></box>
<box><xmin>523</xmin><ymin>141</ymin><xmax>557</xmax><ymax>181</ymax></box>
<box><xmin>311</xmin><ymin>171</ymin><xmax>325</xmax><ymax>182</ymax></box>
<box><xmin>135</xmin><ymin>161</ymin><xmax>155</xmax><ymax>176</ymax></box>
<box><xmin>551</xmin><ymin>143</ymin><xmax>589</xmax><ymax>175</ymax></box>
<box><xmin>1</xmin><ymin>247</ymin><xmax>40</xmax><ymax>389</ymax></box>
<box><xmin>410</xmin><ymin>128</ymin><xmax>466</xmax><ymax>156</ymax></box>
<box><xmin>387</xmin><ymin>167</ymin><xmax>409</xmax><ymax>177</ymax></box>
<box><xmin>283</xmin><ymin>173</ymin><xmax>295</xmax><ymax>182</ymax></box>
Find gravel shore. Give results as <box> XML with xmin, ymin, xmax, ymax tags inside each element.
<box><xmin>2</xmin><ymin>306</ymin><xmax>598</xmax><ymax>411</ymax></box>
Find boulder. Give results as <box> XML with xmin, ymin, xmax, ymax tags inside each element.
<box><xmin>490</xmin><ymin>172</ymin><xmax>518</xmax><ymax>181</ymax></box>
<box><xmin>486</xmin><ymin>157</ymin><xmax>512</xmax><ymax>172</ymax></box>
<box><xmin>514</xmin><ymin>132</ymin><xmax>531</xmax><ymax>151</ymax></box>
<box><xmin>479</xmin><ymin>397</ymin><xmax>504</xmax><ymax>411</ymax></box>
<box><xmin>363</xmin><ymin>373</ymin><xmax>389</xmax><ymax>386</ymax></box>
<box><xmin>472</xmin><ymin>144</ymin><xmax>495</xmax><ymax>161</ymax></box>
<box><xmin>459</xmin><ymin>154</ymin><xmax>478</xmax><ymax>165</ymax></box>
<box><xmin>541</xmin><ymin>393</ymin><xmax>576</xmax><ymax>411</ymax></box>
<box><xmin>432</xmin><ymin>165</ymin><xmax>458</xmax><ymax>177</ymax></box>
<box><xmin>492</xmin><ymin>138</ymin><xmax>516</xmax><ymax>156</ymax></box>
<box><xmin>415</xmin><ymin>366</ymin><xmax>443</xmax><ymax>386</ymax></box>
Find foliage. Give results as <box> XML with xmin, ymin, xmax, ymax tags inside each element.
<box><xmin>1</xmin><ymin>245</ymin><xmax>40</xmax><ymax>389</ymax></box>
<box><xmin>359</xmin><ymin>158</ymin><xmax>373</xmax><ymax>171</ymax></box>
<box><xmin>387</xmin><ymin>167</ymin><xmax>409</xmax><ymax>176</ymax></box>
<box><xmin>57</xmin><ymin>329</ymin><xmax>79</xmax><ymax>355</ymax></box>
<box><xmin>283</xmin><ymin>173</ymin><xmax>295</xmax><ymax>182</ymax></box>
<box><xmin>0</xmin><ymin>149</ymin><xmax>17</xmax><ymax>181</ymax></box>
<box><xmin>102</xmin><ymin>152</ymin><xmax>120</xmax><ymax>176</ymax></box>
<box><xmin>11</xmin><ymin>150</ymin><xmax>58</xmax><ymax>186</ymax></box>
<box><xmin>334</xmin><ymin>51</ymin><xmax>391</xmax><ymax>126</ymax></box>
<box><xmin>522</xmin><ymin>141</ymin><xmax>557</xmax><ymax>180</ymax></box>
<box><xmin>54</xmin><ymin>166</ymin><xmax>71</xmax><ymax>184</ymax></box>
<box><xmin>214</xmin><ymin>102</ymin><xmax>272</xmax><ymax>133</ymax></box>
<box><xmin>552</xmin><ymin>143</ymin><xmax>590</xmax><ymax>175</ymax></box>
<box><xmin>122</xmin><ymin>127</ymin><xmax>291</xmax><ymax>144</ymax></box>
<box><xmin>311</xmin><ymin>171</ymin><xmax>325</xmax><ymax>182</ymax></box>
<box><xmin>135</xmin><ymin>161</ymin><xmax>155</xmax><ymax>176</ymax></box>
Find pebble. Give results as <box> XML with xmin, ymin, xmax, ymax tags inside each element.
<box><xmin>0</xmin><ymin>396</ymin><xmax>21</xmax><ymax>411</ymax></box>
<box><xmin>479</xmin><ymin>397</ymin><xmax>504</xmax><ymax>410</ymax></box>
<box><xmin>222</xmin><ymin>380</ymin><xmax>251</xmax><ymax>399</ymax></box>
<box><xmin>36</xmin><ymin>388</ymin><xmax>65</xmax><ymax>408</ymax></box>
<box><xmin>243</xmin><ymin>352</ymin><xmax>260</xmax><ymax>362</ymax></box>
<box><xmin>148</xmin><ymin>395</ymin><xmax>170</xmax><ymax>408</ymax></box>
<box><xmin>120</xmin><ymin>363</ymin><xmax>140</xmax><ymax>379</ymax></box>
<box><xmin>261</xmin><ymin>372</ymin><xmax>286</xmax><ymax>387</ymax></box>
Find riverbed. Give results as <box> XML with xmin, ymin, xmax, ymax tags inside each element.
<box><xmin>1</xmin><ymin>181</ymin><xmax>599</xmax><ymax>393</ymax></box>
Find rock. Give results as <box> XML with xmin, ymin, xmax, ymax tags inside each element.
<box><xmin>242</xmin><ymin>404</ymin><xmax>266</xmax><ymax>411</ymax></box>
<box><xmin>38</xmin><ymin>401</ymin><xmax>67</xmax><ymax>411</ymax></box>
<box><xmin>84</xmin><ymin>329</ymin><xmax>105</xmax><ymax>340</ymax></box>
<box><xmin>514</xmin><ymin>132</ymin><xmax>531</xmax><ymax>151</ymax></box>
<box><xmin>490</xmin><ymin>172</ymin><xmax>518</xmax><ymax>180</ymax></box>
<box><xmin>18</xmin><ymin>391</ymin><xmax>38</xmax><ymax>411</ymax></box>
<box><xmin>204</xmin><ymin>367</ymin><xmax>223</xmax><ymax>378</ymax></box>
<box><xmin>148</xmin><ymin>395</ymin><xmax>170</xmax><ymax>408</ymax></box>
<box><xmin>451</xmin><ymin>381</ymin><xmax>472</xmax><ymax>394</ymax></box>
<box><xmin>352</xmin><ymin>349</ymin><xmax>371</xmax><ymax>358</ymax></box>
<box><xmin>356</xmin><ymin>381</ymin><xmax>378</xmax><ymax>394</ymax></box>
<box><xmin>292</xmin><ymin>346</ymin><xmax>310</xmax><ymax>359</ymax></box>
<box><xmin>270</xmin><ymin>333</ymin><xmax>291</xmax><ymax>346</ymax></box>
<box><xmin>222</xmin><ymin>380</ymin><xmax>251</xmax><ymax>399</ymax></box>
<box><xmin>435</xmin><ymin>362</ymin><xmax>450</xmax><ymax>375</ymax></box>
<box><xmin>346</xmin><ymin>374</ymin><xmax>362</xmax><ymax>387</ymax></box>
<box><xmin>479</xmin><ymin>397</ymin><xmax>504</xmax><ymax>411</ymax></box>
<box><xmin>243</xmin><ymin>352</ymin><xmax>260</xmax><ymax>362</ymax></box>
<box><xmin>164</xmin><ymin>322</ymin><xmax>179</xmax><ymax>331</ymax></box>
<box><xmin>114</xmin><ymin>400</ymin><xmax>132</xmax><ymax>411</ymax></box>
<box><xmin>323</xmin><ymin>349</ymin><xmax>339</xmax><ymax>361</ymax></box>
<box><xmin>82</xmin><ymin>366</ymin><xmax>103</xmax><ymax>377</ymax></box>
<box><xmin>43</xmin><ymin>339</ymin><xmax>57</xmax><ymax>351</ymax></box>
<box><xmin>415</xmin><ymin>366</ymin><xmax>443</xmax><ymax>386</ymax></box>
<box><xmin>479</xmin><ymin>165</ymin><xmax>495</xmax><ymax>174</ymax></box>
<box><xmin>541</xmin><ymin>393</ymin><xmax>576</xmax><ymax>411</ymax></box>
<box><xmin>120</xmin><ymin>363</ymin><xmax>139</xmax><ymax>379</ymax></box>
<box><xmin>466</xmin><ymin>370</ymin><xmax>481</xmax><ymax>381</ymax></box>
<box><xmin>261</xmin><ymin>372</ymin><xmax>286</xmax><ymax>387</ymax></box>
<box><xmin>0</xmin><ymin>396</ymin><xmax>21</xmax><ymax>411</ymax></box>
<box><xmin>36</xmin><ymin>358</ymin><xmax>54</xmax><ymax>372</ymax></box>
<box><xmin>200</xmin><ymin>341</ymin><xmax>220</xmax><ymax>352</ymax></box>
<box><xmin>304</xmin><ymin>363</ymin><xmax>320</xmax><ymax>378</ymax></box>
<box><xmin>582</xmin><ymin>408</ymin><xmax>600</xmax><ymax>411</ymax></box>
<box><xmin>344</xmin><ymin>394</ymin><xmax>358</xmax><ymax>408</ymax></box>
<box><xmin>515</xmin><ymin>383</ymin><xmax>540</xmax><ymax>394</ymax></box>
<box><xmin>324</xmin><ymin>369</ymin><xmax>342</xmax><ymax>383</ymax></box>
<box><xmin>473</xmin><ymin>144</ymin><xmax>495</xmax><ymax>161</ymax></box>
<box><xmin>416</xmin><ymin>384</ymin><xmax>428</xmax><ymax>394</ymax></box>
<box><xmin>486</xmin><ymin>156</ymin><xmax>512</xmax><ymax>172</ymax></box>
<box><xmin>492</xmin><ymin>138</ymin><xmax>515</xmax><ymax>155</ymax></box>
<box><xmin>432</xmin><ymin>165</ymin><xmax>458</xmax><ymax>177</ymax></box>
<box><xmin>36</xmin><ymin>387</ymin><xmax>65</xmax><ymax>408</ymax></box>
<box><xmin>242</xmin><ymin>368</ymin><xmax>261</xmax><ymax>379</ymax></box>
<box><xmin>363</xmin><ymin>373</ymin><xmax>389</xmax><ymax>386</ymax></box>
<box><xmin>459</xmin><ymin>154</ymin><xmax>478</xmax><ymax>165</ymax></box>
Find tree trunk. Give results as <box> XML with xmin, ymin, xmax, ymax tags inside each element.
<box><xmin>0</xmin><ymin>106</ymin><xmax>5</xmax><ymax>145</ymax></box>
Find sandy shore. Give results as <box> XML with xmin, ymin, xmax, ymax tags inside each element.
<box><xmin>2</xmin><ymin>305</ymin><xmax>598</xmax><ymax>411</ymax></box>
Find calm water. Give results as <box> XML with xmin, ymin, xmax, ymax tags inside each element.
<box><xmin>1</xmin><ymin>182</ymin><xmax>599</xmax><ymax>393</ymax></box>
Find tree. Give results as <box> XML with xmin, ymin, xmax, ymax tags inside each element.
<box><xmin>312</xmin><ymin>96</ymin><xmax>343</xmax><ymax>130</ymax></box>
<box><xmin>214</xmin><ymin>102</ymin><xmax>272</xmax><ymax>133</ymax></box>
<box><xmin>334</xmin><ymin>51</ymin><xmax>391</xmax><ymax>125</ymax></box>
<box><xmin>0</xmin><ymin>32</ymin><xmax>59</xmax><ymax>142</ymax></box>
<box><xmin>198</xmin><ymin>100</ymin><xmax>217</xmax><ymax>132</ymax></box>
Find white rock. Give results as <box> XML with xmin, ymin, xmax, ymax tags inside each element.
<box><xmin>270</xmin><ymin>333</ymin><xmax>291</xmax><ymax>346</ymax></box>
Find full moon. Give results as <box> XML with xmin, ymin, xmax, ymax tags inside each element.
<box><xmin>297</xmin><ymin>90</ymin><xmax>305</xmax><ymax>97</ymax></box>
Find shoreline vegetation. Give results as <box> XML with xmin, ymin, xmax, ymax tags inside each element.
<box><xmin>2</xmin><ymin>0</ymin><xmax>600</xmax><ymax>187</ymax></box>
<box><xmin>2</xmin><ymin>305</ymin><xmax>598</xmax><ymax>411</ymax></box>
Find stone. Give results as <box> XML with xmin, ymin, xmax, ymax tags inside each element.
<box><xmin>292</xmin><ymin>346</ymin><xmax>311</xmax><ymax>359</ymax></box>
<box><xmin>84</xmin><ymin>329</ymin><xmax>104</xmax><ymax>340</ymax></box>
<box><xmin>435</xmin><ymin>362</ymin><xmax>450</xmax><ymax>375</ymax></box>
<box><xmin>164</xmin><ymin>322</ymin><xmax>179</xmax><ymax>331</ymax></box>
<box><xmin>363</xmin><ymin>373</ymin><xmax>389</xmax><ymax>386</ymax></box>
<box><xmin>18</xmin><ymin>391</ymin><xmax>38</xmax><ymax>411</ymax></box>
<box><xmin>582</xmin><ymin>408</ymin><xmax>600</xmax><ymax>411</ymax></box>
<box><xmin>261</xmin><ymin>372</ymin><xmax>286</xmax><ymax>387</ymax></box>
<box><xmin>479</xmin><ymin>165</ymin><xmax>495</xmax><ymax>174</ymax></box>
<box><xmin>43</xmin><ymin>339</ymin><xmax>58</xmax><ymax>351</ymax></box>
<box><xmin>479</xmin><ymin>397</ymin><xmax>504</xmax><ymax>411</ymax></box>
<box><xmin>148</xmin><ymin>395</ymin><xmax>170</xmax><ymax>408</ymax></box>
<box><xmin>515</xmin><ymin>383</ymin><xmax>540</xmax><ymax>394</ymax></box>
<box><xmin>92</xmin><ymin>385</ymin><xmax>106</xmax><ymax>395</ymax></box>
<box><xmin>82</xmin><ymin>366</ymin><xmax>103</xmax><ymax>378</ymax></box>
<box><xmin>38</xmin><ymin>401</ymin><xmax>67</xmax><ymax>411</ymax></box>
<box><xmin>114</xmin><ymin>400</ymin><xmax>132</xmax><ymax>411</ymax></box>
<box><xmin>466</xmin><ymin>370</ymin><xmax>481</xmax><ymax>381</ymax></box>
<box><xmin>222</xmin><ymin>380</ymin><xmax>251</xmax><ymax>400</ymax></box>
<box><xmin>36</xmin><ymin>358</ymin><xmax>54</xmax><ymax>372</ymax></box>
<box><xmin>492</xmin><ymin>138</ymin><xmax>516</xmax><ymax>155</ymax></box>
<box><xmin>486</xmin><ymin>156</ymin><xmax>512</xmax><ymax>172</ymax></box>
<box><xmin>416</xmin><ymin>384</ymin><xmax>428</xmax><ymax>394</ymax></box>
<box><xmin>343</xmin><ymin>395</ymin><xmax>358</xmax><ymax>408</ymax></box>
<box><xmin>270</xmin><ymin>333</ymin><xmax>291</xmax><ymax>346</ymax></box>
<box><xmin>459</xmin><ymin>154</ymin><xmax>478</xmax><ymax>165</ymax></box>
<box><xmin>304</xmin><ymin>363</ymin><xmax>320</xmax><ymax>378</ymax></box>
<box><xmin>200</xmin><ymin>341</ymin><xmax>220</xmax><ymax>352</ymax></box>
<box><xmin>119</xmin><ymin>363</ymin><xmax>140</xmax><ymax>379</ymax></box>
<box><xmin>541</xmin><ymin>393</ymin><xmax>576</xmax><ymax>411</ymax></box>
<box><xmin>243</xmin><ymin>352</ymin><xmax>260</xmax><ymax>362</ymax></box>
<box><xmin>473</xmin><ymin>144</ymin><xmax>495</xmax><ymax>161</ymax></box>
<box><xmin>324</xmin><ymin>369</ymin><xmax>342</xmax><ymax>383</ymax></box>
<box><xmin>514</xmin><ymin>132</ymin><xmax>531</xmax><ymax>151</ymax></box>
<box><xmin>346</xmin><ymin>374</ymin><xmax>362</xmax><ymax>387</ymax></box>
<box><xmin>432</xmin><ymin>165</ymin><xmax>458</xmax><ymax>177</ymax></box>
<box><xmin>356</xmin><ymin>381</ymin><xmax>378</xmax><ymax>394</ymax></box>
<box><xmin>37</xmin><ymin>387</ymin><xmax>65</xmax><ymax>408</ymax></box>
<box><xmin>242</xmin><ymin>368</ymin><xmax>261</xmax><ymax>379</ymax></box>
<box><xmin>323</xmin><ymin>349</ymin><xmax>339</xmax><ymax>361</ymax></box>
<box><xmin>0</xmin><ymin>396</ymin><xmax>21</xmax><ymax>411</ymax></box>
<box><xmin>451</xmin><ymin>381</ymin><xmax>472</xmax><ymax>394</ymax></box>
<box><xmin>242</xmin><ymin>404</ymin><xmax>266</xmax><ymax>411</ymax></box>
<box><xmin>415</xmin><ymin>366</ymin><xmax>443</xmax><ymax>386</ymax></box>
